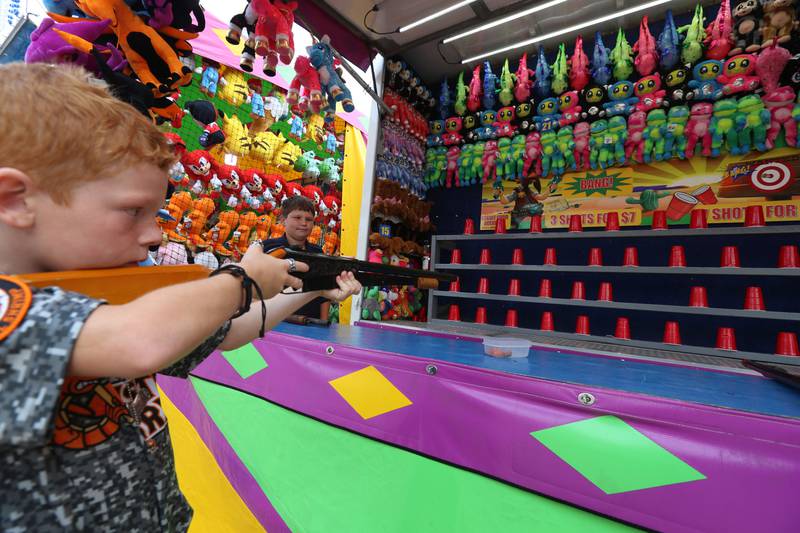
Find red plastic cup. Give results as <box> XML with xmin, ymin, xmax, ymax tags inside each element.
<box><xmin>544</xmin><ymin>247</ymin><xmax>557</xmax><ymax>265</ymax></box>
<box><xmin>505</xmin><ymin>309</ymin><xmax>518</xmax><ymax>327</ymax></box>
<box><xmin>450</xmin><ymin>248</ymin><xmax>462</xmax><ymax>264</ymax></box>
<box><xmin>778</xmin><ymin>245</ymin><xmax>799</xmax><ymax>268</ymax></box>
<box><xmin>689</xmin><ymin>286</ymin><xmax>708</xmax><ymax>307</ymax></box>
<box><xmin>588</xmin><ymin>247</ymin><xmax>603</xmax><ymax>266</ymax></box>
<box><xmin>623</xmin><ymin>246</ymin><xmax>639</xmax><ymax>267</ymax></box>
<box><xmin>474</xmin><ymin>306</ymin><xmax>487</xmax><ymax>324</ymax></box>
<box><xmin>575</xmin><ymin>315</ymin><xmax>590</xmax><ymax>335</ymax></box>
<box><xmin>690</xmin><ymin>209</ymin><xmax>708</xmax><ymax>229</ymax></box>
<box><xmin>539</xmin><ymin>279</ymin><xmax>552</xmax><ymax>298</ymax></box>
<box><xmin>479</xmin><ymin>248</ymin><xmax>492</xmax><ymax>265</ymax></box>
<box><xmin>598</xmin><ymin>282</ymin><xmax>613</xmax><ymax>301</ymax></box>
<box><xmin>571</xmin><ymin>281</ymin><xmax>586</xmax><ymax>300</ymax></box>
<box><xmin>776</xmin><ymin>332</ymin><xmax>799</xmax><ymax>356</ymax></box>
<box><xmin>651</xmin><ymin>210</ymin><xmax>668</xmax><ymax>230</ymax></box>
<box><xmin>449</xmin><ymin>278</ymin><xmax>461</xmax><ymax>292</ymax></box>
<box><xmin>540</xmin><ymin>311</ymin><xmax>554</xmax><ymax>331</ymax></box>
<box><xmin>477</xmin><ymin>277</ymin><xmax>490</xmax><ymax>294</ymax></box>
<box><xmin>463</xmin><ymin>218</ymin><xmax>475</xmax><ymax>234</ymax></box>
<box><xmin>716</xmin><ymin>327</ymin><xmax>737</xmax><ymax>351</ymax></box>
<box><xmin>692</xmin><ymin>185</ymin><xmax>718</xmax><ymax>205</ymax></box>
<box><xmin>512</xmin><ymin>248</ymin><xmax>524</xmax><ymax>265</ymax></box>
<box><xmin>744</xmin><ymin>205</ymin><xmax>765</xmax><ymax>227</ymax></box>
<box><xmin>663</xmin><ymin>321</ymin><xmax>681</xmax><ymax>345</ymax></box>
<box><xmin>721</xmin><ymin>245</ymin><xmax>740</xmax><ymax>267</ymax></box>
<box><xmin>605</xmin><ymin>212</ymin><xmax>620</xmax><ymax>231</ymax></box>
<box><xmin>529</xmin><ymin>214</ymin><xmax>543</xmax><ymax>233</ymax></box>
<box><xmin>669</xmin><ymin>245</ymin><xmax>687</xmax><ymax>267</ymax></box>
<box><xmin>448</xmin><ymin>304</ymin><xmax>461</xmax><ymax>321</ymax></box>
<box><xmin>615</xmin><ymin>317</ymin><xmax>631</xmax><ymax>340</ymax></box>
<box><xmin>666</xmin><ymin>192</ymin><xmax>698</xmax><ymax>221</ymax></box>
<box><xmin>508</xmin><ymin>278</ymin><xmax>521</xmax><ymax>296</ymax></box>
<box><xmin>744</xmin><ymin>286</ymin><xmax>765</xmax><ymax>311</ymax></box>
<box><xmin>568</xmin><ymin>214</ymin><xmax>583</xmax><ymax>232</ymax></box>
<box><xmin>495</xmin><ymin>216</ymin><xmax>507</xmax><ymax>234</ymax></box>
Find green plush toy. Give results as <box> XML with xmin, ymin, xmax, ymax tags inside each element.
<box><xmin>589</xmin><ymin>119</ymin><xmax>612</xmax><ymax>169</ymax></box>
<box><xmin>611</xmin><ymin>28</ymin><xmax>634</xmax><ymax>81</ymax></box>
<box><xmin>555</xmin><ymin>126</ymin><xmax>575</xmax><ymax>174</ymax></box>
<box><xmin>540</xmin><ymin>130</ymin><xmax>559</xmax><ymax>176</ymax></box>
<box><xmin>511</xmin><ymin>134</ymin><xmax>527</xmax><ymax>180</ymax></box>
<box><xmin>551</xmin><ymin>43</ymin><xmax>569</xmax><ymax>95</ymax></box>
<box><xmin>454</xmin><ymin>71</ymin><xmax>468</xmax><ymax>116</ymax></box>
<box><xmin>736</xmin><ymin>95</ymin><xmax>769</xmax><ymax>153</ymax></box>
<box><xmin>677</xmin><ymin>4</ymin><xmax>706</xmax><ymax>66</ymax></box>
<box><xmin>496</xmin><ymin>137</ymin><xmax>515</xmax><ymax>183</ymax></box>
<box><xmin>642</xmin><ymin>108</ymin><xmax>668</xmax><ymax>163</ymax></box>
<box><xmin>469</xmin><ymin>141</ymin><xmax>485</xmax><ymax>185</ymax></box>
<box><xmin>607</xmin><ymin>115</ymin><xmax>628</xmax><ymax>165</ymax></box>
<box><xmin>498</xmin><ymin>59</ymin><xmax>515</xmax><ymax>107</ymax></box>
<box><xmin>664</xmin><ymin>105</ymin><xmax>689</xmax><ymax>159</ymax></box>
<box><xmin>361</xmin><ymin>286</ymin><xmax>383</xmax><ymax>321</ymax></box>
<box><xmin>710</xmin><ymin>98</ymin><xmax>740</xmax><ymax>157</ymax></box>
<box><xmin>458</xmin><ymin>143</ymin><xmax>474</xmax><ymax>186</ymax></box>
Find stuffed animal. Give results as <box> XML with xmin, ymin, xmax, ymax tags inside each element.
<box><xmin>568</xmin><ymin>35</ymin><xmax>591</xmax><ymax>91</ymax></box>
<box><xmin>551</xmin><ymin>43</ymin><xmax>569</xmax><ymax>95</ymax></box>
<box><xmin>482</xmin><ymin>61</ymin><xmax>498</xmax><ymax>110</ymax></box>
<box><xmin>457</xmin><ymin>143</ymin><xmax>474</xmax><ymax>186</ymax></box>
<box><xmin>511</xmin><ymin>134</ymin><xmax>527</xmax><ymax>181</ymax></box>
<box><xmin>685</xmin><ymin>102</ymin><xmax>714</xmax><ymax>157</ymax></box>
<box><xmin>624</xmin><ymin>110</ymin><xmax>647</xmax><ymax>162</ymax></box>
<box><xmin>533</xmin><ymin>97</ymin><xmax>561</xmax><ymax>133</ymax></box>
<box><xmin>467</xmin><ymin>64</ymin><xmax>482</xmax><ymax>113</ymax></box>
<box><xmin>678</xmin><ymin>4</ymin><xmax>707</xmax><ymax>65</ymax></box>
<box><xmin>493</xmin><ymin>107</ymin><xmax>516</xmax><ymax>138</ymax></box>
<box><xmin>442</xmin><ymin>116</ymin><xmax>464</xmax><ymax>145</ymax></box>
<box><xmin>287</xmin><ymin>56</ymin><xmax>323</xmax><ymax>113</ymax></box>
<box><xmin>633</xmin><ymin>16</ymin><xmax>659</xmax><ymax>76</ymax></box>
<box><xmin>539</xmin><ymin>129</ymin><xmax>559</xmax><ymax>176</ymax></box>
<box><xmin>710</xmin><ymin>98</ymin><xmax>741</xmax><ymax>156</ymax></box>
<box><xmin>498</xmin><ymin>59</ymin><xmax>515</xmax><ymax>107</ymax></box>
<box><xmin>611</xmin><ymin>28</ymin><xmax>634</xmax><ymax>81</ymax></box>
<box><xmin>476</xmin><ymin>110</ymin><xmax>498</xmax><ymax>140</ymax></box>
<box><xmin>558</xmin><ymin>91</ymin><xmax>582</xmax><ymax>126</ymax></box>
<box><xmin>514</xmin><ymin>101</ymin><xmax>536</xmax><ymax>134</ymax></box>
<box><xmin>554</xmin><ymin>126</ymin><xmax>575</xmax><ymax>174</ymax></box>
<box><xmin>572</xmin><ymin>122</ymin><xmax>591</xmax><ymax>170</ymax></box>
<box><xmin>718</xmin><ymin>54</ymin><xmax>760</xmax><ymax>95</ymax></box>
<box><xmin>308</xmin><ymin>35</ymin><xmax>354</xmax><ymax>117</ymax></box>
<box><xmin>462</xmin><ymin>113</ymin><xmax>480</xmax><ymax>143</ymax></box>
<box><xmin>664</xmin><ymin>65</ymin><xmax>693</xmax><ymax>106</ymax></box>
<box><xmin>25</xmin><ymin>17</ymin><xmax>126</xmax><ymax>74</ymax></box>
<box><xmin>757</xmin><ymin>41</ymin><xmax>792</xmax><ymax>93</ymax></box>
<box><xmin>688</xmin><ymin>60</ymin><xmax>724</xmax><ymax>101</ymax></box>
<box><xmin>761</xmin><ymin>0</ymin><xmax>798</xmax><ymax>47</ymax></box>
<box><xmin>634</xmin><ymin>74</ymin><xmax>666</xmax><ymax>113</ymax></box>
<box><xmin>607</xmin><ymin>115</ymin><xmax>628</xmax><ymax>166</ymax></box>
<box><xmin>704</xmin><ymin>0</ymin><xmax>734</xmax><ymax>60</ymax></box>
<box><xmin>439</xmin><ymin>77</ymin><xmax>452</xmax><ymax>119</ymax></box>
<box><xmin>514</xmin><ymin>53</ymin><xmax>534</xmax><ymax>103</ymax></box>
<box><xmin>731</xmin><ymin>0</ymin><xmax>762</xmax><ymax>54</ymax></box>
<box><xmin>658</xmin><ymin>10</ymin><xmax>682</xmax><ymax>72</ymax></box>
<box><xmin>664</xmin><ymin>105</ymin><xmax>690</xmax><ymax>159</ymax></box>
<box><xmin>200</xmin><ymin>59</ymin><xmax>220</xmax><ymax>97</ymax></box>
<box><xmin>642</xmin><ymin>108</ymin><xmax>668</xmax><ymax>162</ymax></box>
<box><xmin>591</xmin><ymin>31</ymin><xmax>612</xmax><ymax>85</ymax></box>
<box><xmin>736</xmin><ymin>94</ymin><xmax>770</xmax><ymax>152</ymax></box>
<box><xmin>604</xmin><ymin>80</ymin><xmax>638</xmax><ymax>117</ymax></box>
<box><xmin>481</xmin><ymin>140</ymin><xmax>499</xmax><ymax>184</ymax></box>
<box><xmin>185</xmin><ymin>100</ymin><xmax>225</xmax><ymax>148</ymax></box>
<box><xmin>581</xmin><ymin>83</ymin><xmax>608</xmax><ymax>121</ymax></box>
<box><xmin>534</xmin><ymin>47</ymin><xmax>552</xmax><ymax>99</ymax></box>
<box><xmin>181</xmin><ymin>149</ymin><xmax>216</xmax><ymax>191</ymax></box>
<box><xmin>589</xmin><ymin>119</ymin><xmax>611</xmax><ymax>169</ymax></box>
<box><xmin>251</xmin><ymin>0</ymin><xmax>297</xmax><ymax>76</ymax></box>
<box><xmin>763</xmin><ymin>85</ymin><xmax>798</xmax><ymax>148</ymax></box>
<box><xmin>454</xmin><ymin>71</ymin><xmax>468</xmax><ymax>116</ymax></box>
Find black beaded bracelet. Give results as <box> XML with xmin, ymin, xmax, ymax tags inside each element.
<box><xmin>209</xmin><ymin>264</ymin><xmax>268</xmax><ymax>337</ymax></box>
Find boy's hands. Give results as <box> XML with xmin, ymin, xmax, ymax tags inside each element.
<box><xmin>239</xmin><ymin>242</ymin><xmax>308</xmax><ymax>298</ymax></box>
<box><xmin>321</xmin><ymin>271</ymin><xmax>362</xmax><ymax>302</ymax></box>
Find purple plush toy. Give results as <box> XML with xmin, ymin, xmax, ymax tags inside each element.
<box><xmin>25</xmin><ymin>17</ymin><xmax>127</xmax><ymax>74</ymax></box>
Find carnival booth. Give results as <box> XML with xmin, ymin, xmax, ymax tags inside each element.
<box><xmin>10</xmin><ymin>0</ymin><xmax>800</xmax><ymax>531</ymax></box>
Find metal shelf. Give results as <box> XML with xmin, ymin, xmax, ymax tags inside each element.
<box><xmin>433</xmin><ymin>291</ymin><xmax>800</xmax><ymax>322</ymax></box>
<box><xmin>434</xmin><ymin>264</ymin><xmax>800</xmax><ymax>277</ymax></box>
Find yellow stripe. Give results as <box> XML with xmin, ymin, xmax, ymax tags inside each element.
<box><xmin>339</xmin><ymin>124</ymin><xmax>368</xmax><ymax>324</ymax></box>
<box><xmin>159</xmin><ymin>385</ymin><xmax>266</xmax><ymax>532</ymax></box>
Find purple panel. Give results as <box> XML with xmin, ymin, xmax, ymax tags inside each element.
<box><xmin>191</xmin><ymin>333</ymin><xmax>800</xmax><ymax>533</ymax></box>
<box><xmin>157</xmin><ymin>375</ymin><xmax>290</xmax><ymax>533</ymax></box>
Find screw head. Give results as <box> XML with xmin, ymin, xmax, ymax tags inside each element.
<box><xmin>325</xmin><ymin>346</ymin><xmax>335</xmax><ymax>355</ymax></box>
<box><xmin>578</xmin><ymin>392</ymin><xmax>596</xmax><ymax>406</ymax></box>
<box><xmin>425</xmin><ymin>364</ymin><xmax>438</xmax><ymax>375</ymax></box>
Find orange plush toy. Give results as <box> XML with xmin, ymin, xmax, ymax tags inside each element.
<box><xmin>254</xmin><ymin>213</ymin><xmax>273</xmax><ymax>240</ymax></box>
<box><xmin>232</xmin><ymin>225</ymin><xmax>253</xmax><ymax>256</ymax></box>
<box><xmin>218</xmin><ymin>210</ymin><xmax>240</xmax><ymax>233</ymax></box>
<box><xmin>168</xmin><ymin>191</ymin><xmax>193</xmax><ymax>216</ymax></box>
<box><xmin>307</xmin><ymin>225</ymin><xmax>322</xmax><ymax>245</ymax></box>
<box><xmin>208</xmin><ymin>221</ymin><xmax>232</xmax><ymax>257</ymax></box>
<box><xmin>269</xmin><ymin>221</ymin><xmax>285</xmax><ymax>239</ymax></box>
<box><xmin>183</xmin><ymin>209</ymin><xmax>208</xmax><ymax>249</ymax></box>
<box><xmin>322</xmin><ymin>230</ymin><xmax>339</xmax><ymax>255</ymax></box>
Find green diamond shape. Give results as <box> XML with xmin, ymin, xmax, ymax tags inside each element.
<box><xmin>222</xmin><ymin>343</ymin><xmax>268</xmax><ymax>379</ymax></box>
<box><xmin>531</xmin><ymin>415</ymin><xmax>705</xmax><ymax>494</ymax></box>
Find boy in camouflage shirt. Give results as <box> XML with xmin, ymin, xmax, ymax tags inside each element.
<box><xmin>0</xmin><ymin>63</ymin><xmax>360</xmax><ymax>531</ymax></box>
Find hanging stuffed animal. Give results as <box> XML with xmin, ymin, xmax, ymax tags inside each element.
<box><xmin>704</xmin><ymin>0</ymin><xmax>734</xmax><ymax>60</ymax></box>
<box><xmin>591</xmin><ymin>31</ymin><xmax>612</xmax><ymax>85</ymax></box>
<box><xmin>678</xmin><ymin>5</ymin><xmax>706</xmax><ymax>65</ymax></box>
<box><xmin>658</xmin><ymin>10</ymin><xmax>681</xmax><ymax>72</ymax></box>
<box><xmin>642</xmin><ymin>108</ymin><xmax>668</xmax><ymax>162</ymax></box>
<box><xmin>568</xmin><ymin>35</ymin><xmax>590</xmax><ymax>91</ymax></box>
<box><xmin>558</xmin><ymin>90</ymin><xmax>582</xmax><ymax>126</ymax></box>
<box><xmin>534</xmin><ymin>47</ymin><xmax>551</xmax><ymax>99</ymax></box>
<box><xmin>454</xmin><ymin>71</ymin><xmax>468</xmax><ymax>116</ymax></box>
<box><xmin>482</xmin><ymin>61</ymin><xmax>499</xmax><ymax>110</ymax></box>
<box><xmin>539</xmin><ymin>130</ymin><xmax>559</xmax><ymax>177</ymax></box>
<box><xmin>462</xmin><ymin>113</ymin><xmax>480</xmax><ymax>143</ymax></box>
<box><xmin>611</xmin><ymin>28</ymin><xmax>634</xmax><ymax>81</ymax></box>
<box><xmin>493</xmin><ymin>107</ymin><xmax>516</xmax><ymax>138</ymax></box>
<box><xmin>633</xmin><ymin>16</ymin><xmax>658</xmax><ymax>77</ymax></box>
<box><xmin>607</xmin><ymin>116</ymin><xmax>628</xmax><ymax>166</ymax></box>
<box><xmin>25</xmin><ymin>17</ymin><xmax>126</xmax><ymax>74</ymax></box>
<box><xmin>308</xmin><ymin>35</ymin><xmax>354</xmax><ymax>118</ymax></box>
<box><xmin>499</xmin><ymin>59</ymin><xmax>515</xmax><ymax>107</ymax></box>
<box><xmin>439</xmin><ymin>77</ymin><xmax>452</xmax><ymax>120</ymax></box>
<box><xmin>533</xmin><ymin>97</ymin><xmax>561</xmax><ymax>133</ymax></box>
<box><xmin>664</xmin><ymin>65</ymin><xmax>693</xmax><ymax>106</ymax></box>
<box><xmin>604</xmin><ymin>80</ymin><xmax>638</xmax><ymax>117</ymax></box>
<box><xmin>514</xmin><ymin>52</ymin><xmax>534</xmax><ymax>103</ymax></box>
<box><xmin>523</xmin><ymin>131</ymin><xmax>542</xmax><ymax>177</ymax></box>
<box><xmin>481</xmin><ymin>140</ymin><xmax>499</xmax><ymax>184</ymax></box>
<box><xmin>634</xmin><ymin>74</ymin><xmax>666</xmax><ymax>113</ymax></box>
<box><xmin>511</xmin><ymin>134</ymin><xmax>527</xmax><ymax>180</ymax></box>
<box><xmin>287</xmin><ymin>55</ymin><xmax>323</xmax><ymax>113</ymax></box>
<box><xmin>756</xmin><ymin>41</ymin><xmax>792</xmax><ymax>93</ymax></box>
<box><xmin>551</xmin><ymin>43</ymin><xmax>569</xmax><ymax>95</ymax></box>
<box><xmin>763</xmin><ymin>85</ymin><xmax>797</xmax><ymax>149</ymax></box>
<box><xmin>442</xmin><ymin>116</ymin><xmax>464</xmax><ymax>145</ymax></box>
<box><xmin>467</xmin><ymin>64</ymin><xmax>482</xmax><ymax>113</ymax></box>
<box><xmin>185</xmin><ymin>100</ymin><xmax>225</xmax><ymax>148</ymax></box>
<box><xmin>730</xmin><ymin>0</ymin><xmax>763</xmax><ymax>54</ymax></box>
<box><xmin>515</xmin><ymin>101</ymin><xmax>536</xmax><ymax>134</ymax></box>
<box><xmin>251</xmin><ymin>0</ymin><xmax>297</xmax><ymax>76</ymax></box>
<box><xmin>761</xmin><ymin>0</ymin><xmax>799</xmax><ymax>47</ymax></box>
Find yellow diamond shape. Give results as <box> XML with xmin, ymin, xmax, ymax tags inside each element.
<box><xmin>329</xmin><ymin>366</ymin><xmax>412</xmax><ymax>420</ymax></box>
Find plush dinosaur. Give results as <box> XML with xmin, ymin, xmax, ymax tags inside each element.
<box><xmin>678</xmin><ymin>4</ymin><xmax>706</xmax><ymax>65</ymax></box>
<box><xmin>704</xmin><ymin>0</ymin><xmax>733</xmax><ymax>60</ymax></box>
<box><xmin>467</xmin><ymin>64</ymin><xmax>482</xmax><ymax>113</ymax></box>
<box><xmin>454</xmin><ymin>71</ymin><xmax>468</xmax><ymax>116</ymax></box>
<box><xmin>568</xmin><ymin>35</ymin><xmax>590</xmax><ymax>91</ymax></box>
<box><xmin>551</xmin><ymin>43</ymin><xmax>569</xmax><ymax>95</ymax></box>
<box><xmin>657</xmin><ymin>9</ymin><xmax>681</xmax><ymax>72</ymax></box>
<box><xmin>514</xmin><ymin>52</ymin><xmax>534</xmax><ymax>103</ymax></box>
<box><xmin>498</xmin><ymin>59</ymin><xmax>515</xmax><ymax>107</ymax></box>
<box><xmin>610</xmin><ymin>28</ymin><xmax>634</xmax><ymax>81</ymax></box>
<box><xmin>633</xmin><ymin>16</ymin><xmax>658</xmax><ymax>77</ymax></box>
<box><xmin>591</xmin><ymin>31</ymin><xmax>611</xmax><ymax>85</ymax></box>
<box><xmin>534</xmin><ymin>47</ymin><xmax>551</xmax><ymax>99</ymax></box>
<box><xmin>439</xmin><ymin>77</ymin><xmax>452</xmax><ymax>119</ymax></box>
<box><xmin>482</xmin><ymin>61</ymin><xmax>498</xmax><ymax>110</ymax></box>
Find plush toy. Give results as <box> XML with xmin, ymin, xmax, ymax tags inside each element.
<box><xmin>42</xmin><ymin>0</ymin><xmax>82</xmax><ymax>16</ymax></box>
<box><xmin>515</xmin><ymin>102</ymin><xmax>536</xmax><ymax>134</ymax></box>
<box><xmin>664</xmin><ymin>105</ymin><xmax>690</xmax><ymax>159</ymax></box>
<box><xmin>287</xmin><ymin>113</ymin><xmax>305</xmax><ymax>139</ymax></box>
<box><xmin>453</xmin><ymin>71</ymin><xmax>468</xmax><ymax>116</ymax></box>
<box><xmin>25</xmin><ymin>17</ymin><xmax>126</xmax><ymax>73</ymax></box>
<box><xmin>757</xmin><ymin>41</ymin><xmax>792</xmax><ymax>93</ymax></box>
<box><xmin>199</xmin><ymin>59</ymin><xmax>220</xmax><ymax>97</ymax></box>
<box><xmin>551</xmin><ymin>43</ymin><xmax>569</xmax><ymax>95</ymax></box>
<box><xmin>498</xmin><ymin>59</ymin><xmax>515</xmax><ymax>107</ymax></box>
<box><xmin>511</xmin><ymin>134</ymin><xmax>528</xmax><ymax>181</ymax></box>
<box><xmin>685</xmin><ymin>102</ymin><xmax>714</xmax><ymax>157</ymax></box>
<box><xmin>523</xmin><ymin>131</ymin><xmax>543</xmax><ymax>177</ymax></box>
<box><xmin>634</xmin><ymin>74</ymin><xmax>666</xmax><ymax>112</ymax></box>
<box><xmin>476</xmin><ymin>110</ymin><xmax>498</xmax><ymax>140</ymax></box>
<box><xmin>534</xmin><ymin>97</ymin><xmax>561</xmax><ymax>132</ymax></box>
<box><xmin>591</xmin><ymin>31</ymin><xmax>612</xmax><ymax>85</ymax></box>
<box><xmin>664</xmin><ymin>65</ymin><xmax>693</xmax><ymax>105</ymax></box>
<box><xmin>534</xmin><ymin>47</ymin><xmax>552</xmax><ymax>99</ymax></box>
<box><xmin>468</xmin><ymin>141</ymin><xmax>485</xmax><ymax>184</ymax></box>
<box><xmin>572</xmin><ymin>122</ymin><xmax>591</xmax><ymax>170</ymax></box>
<box><xmin>481</xmin><ymin>140</ymin><xmax>499</xmax><ymax>184</ymax></box>
<box><xmin>568</xmin><ymin>36</ymin><xmax>590</xmax><ymax>91</ymax></box>
<box><xmin>718</xmin><ymin>54</ymin><xmax>760</xmax><ymax>95</ymax></box>
<box><xmin>439</xmin><ymin>77</ymin><xmax>452</xmax><ymax>120</ymax></box>
<box><xmin>286</xmin><ymin>55</ymin><xmax>323</xmax><ymax>113</ymax></box>
<box><xmin>611</xmin><ymin>28</ymin><xmax>634</xmax><ymax>81</ymax></box>
<box><xmin>554</xmin><ymin>126</ymin><xmax>576</xmax><ymax>174</ymax></box>
<box><xmin>308</xmin><ymin>35</ymin><xmax>355</xmax><ymax>117</ymax></box>
<box><xmin>589</xmin><ymin>119</ymin><xmax>611</xmax><ymax>169</ymax></box>
<box><xmin>246</xmin><ymin>78</ymin><xmax>266</xmax><ymax>120</ymax></box>
<box><xmin>580</xmin><ymin>83</ymin><xmax>607</xmax><ymax>121</ymax></box>
<box><xmin>731</xmin><ymin>0</ymin><xmax>762</xmax><ymax>54</ymax></box>
<box><xmin>217</xmin><ymin>165</ymin><xmax>243</xmax><ymax>210</ymax></box>
<box><xmin>634</xmin><ymin>16</ymin><xmax>659</xmax><ymax>77</ymax></box>
<box><xmin>427</xmin><ymin>120</ymin><xmax>445</xmax><ymax>147</ymax></box>
<box><xmin>710</xmin><ymin>98</ymin><xmax>741</xmax><ymax>156</ymax></box>
<box><xmin>624</xmin><ymin>110</ymin><xmax>647</xmax><ymax>162</ymax></box>
<box><xmin>763</xmin><ymin>85</ymin><xmax>798</xmax><ymax>148</ymax></box>
<box><xmin>604</xmin><ymin>80</ymin><xmax>638</xmax><ymax>117</ymax></box>
<box><xmin>185</xmin><ymin>100</ymin><xmax>225</xmax><ymax>148</ymax></box>
<box><xmin>539</xmin><ymin>130</ymin><xmax>559</xmax><ymax>176</ymax></box>
<box><xmin>295</xmin><ymin>151</ymin><xmax>321</xmax><ymax>179</ymax></box>
<box><xmin>467</xmin><ymin>64</ymin><xmax>482</xmax><ymax>113</ymax></box>
<box><xmin>735</xmin><ymin>94</ymin><xmax>770</xmax><ymax>152</ymax></box>
<box><xmin>558</xmin><ymin>91</ymin><xmax>582</xmax><ymax>126</ymax></box>
<box><xmin>761</xmin><ymin>0</ymin><xmax>798</xmax><ymax>47</ymax></box>
<box><xmin>250</xmin><ymin>0</ymin><xmax>297</xmax><ymax>75</ymax></box>
<box><xmin>489</xmin><ymin>106</ymin><xmax>515</xmax><ymax>138</ymax></box>
<box><xmin>462</xmin><ymin>113</ymin><xmax>480</xmax><ymax>143</ymax></box>
<box><xmin>495</xmin><ymin>137</ymin><xmax>515</xmax><ymax>182</ymax></box>
<box><xmin>688</xmin><ymin>60</ymin><xmax>724</xmax><ymax>101</ymax></box>
<box><xmin>704</xmin><ymin>0</ymin><xmax>734</xmax><ymax>60</ymax></box>
<box><xmin>442</xmin><ymin>116</ymin><xmax>464</xmax><ymax>145</ymax></box>
<box><xmin>678</xmin><ymin>4</ymin><xmax>707</xmax><ymax>65</ymax></box>
<box><xmin>642</xmin><ymin>108</ymin><xmax>668</xmax><ymax>162</ymax></box>
<box><xmin>658</xmin><ymin>10</ymin><xmax>682</xmax><ymax>72</ymax></box>
<box><xmin>514</xmin><ymin>53</ymin><xmax>534</xmax><ymax>103</ymax></box>
<box><xmin>457</xmin><ymin>143</ymin><xmax>474</xmax><ymax>186</ymax></box>
<box><xmin>482</xmin><ymin>61</ymin><xmax>499</xmax><ymax>110</ymax></box>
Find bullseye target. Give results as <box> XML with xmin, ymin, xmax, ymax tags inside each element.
<box><xmin>750</xmin><ymin>162</ymin><xmax>792</xmax><ymax>192</ymax></box>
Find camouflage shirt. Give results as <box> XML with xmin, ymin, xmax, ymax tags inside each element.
<box><xmin>0</xmin><ymin>287</ymin><xmax>230</xmax><ymax>531</ymax></box>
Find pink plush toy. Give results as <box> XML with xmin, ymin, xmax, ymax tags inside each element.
<box><xmin>514</xmin><ymin>52</ymin><xmax>534</xmax><ymax>103</ymax></box>
<box><xmin>523</xmin><ymin>131</ymin><xmax>542</xmax><ymax>177</ymax></box>
<box><xmin>685</xmin><ymin>102</ymin><xmax>714</xmax><ymax>158</ymax></box>
<box><xmin>633</xmin><ymin>16</ymin><xmax>659</xmax><ymax>77</ymax></box>
<box><xmin>252</xmin><ymin>0</ymin><xmax>297</xmax><ymax>75</ymax></box>
<box><xmin>756</xmin><ymin>41</ymin><xmax>792</xmax><ymax>93</ymax></box>
<box><xmin>467</xmin><ymin>64</ymin><xmax>482</xmax><ymax>113</ymax></box>
<box><xmin>573</xmin><ymin>122</ymin><xmax>591</xmax><ymax>170</ymax></box>
<box><xmin>634</xmin><ymin>74</ymin><xmax>666</xmax><ymax>112</ymax></box>
<box><xmin>718</xmin><ymin>54</ymin><xmax>760</xmax><ymax>95</ymax></box>
<box><xmin>482</xmin><ymin>140</ymin><xmax>499</xmax><ymax>183</ymax></box>
<box><xmin>446</xmin><ymin>146</ymin><xmax>461</xmax><ymax>188</ymax></box>
<box><xmin>624</xmin><ymin>110</ymin><xmax>647</xmax><ymax>161</ymax></box>
<box><xmin>704</xmin><ymin>0</ymin><xmax>734</xmax><ymax>60</ymax></box>
<box><xmin>764</xmin><ymin>85</ymin><xmax>797</xmax><ymax>148</ymax></box>
<box><xmin>568</xmin><ymin>35</ymin><xmax>591</xmax><ymax>91</ymax></box>
<box><xmin>287</xmin><ymin>56</ymin><xmax>323</xmax><ymax>113</ymax></box>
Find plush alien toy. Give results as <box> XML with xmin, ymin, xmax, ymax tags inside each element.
<box><xmin>688</xmin><ymin>60</ymin><xmax>724</xmax><ymax>101</ymax></box>
<box><xmin>604</xmin><ymin>80</ymin><xmax>638</xmax><ymax>117</ymax></box>
<box><xmin>735</xmin><ymin>94</ymin><xmax>770</xmax><ymax>152</ymax></box>
<box><xmin>533</xmin><ymin>97</ymin><xmax>561</xmax><ymax>132</ymax></box>
<box><xmin>515</xmin><ymin>101</ymin><xmax>536</xmax><ymax>133</ymax></box>
<box><xmin>634</xmin><ymin>73</ymin><xmax>667</xmax><ymax>113</ymax></box>
<box><xmin>664</xmin><ymin>105</ymin><xmax>690</xmax><ymax>159</ymax></box>
<box><xmin>718</xmin><ymin>54</ymin><xmax>760</xmax><ymax>96</ymax></box>
<box><xmin>476</xmin><ymin>110</ymin><xmax>498</xmax><ymax>140</ymax></box>
<box><xmin>580</xmin><ymin>83</ymin><xmax>607</xmax><ymax>121</ymax></box>
<box><xmin>664</xmin><ymin>65</ymin><xmax>693</xmax><ymax>105</ymax></box>
<box><xmin>642</xmin><ymin>108</ymin><xmax>668</xmax><ymax>162</ymax></box>
<box><xmin>442</xmin><ymin>116</ymin><xmax>463</xmax><ymax>146</ymax></box>
<box><xmin>494</xmin><ymin>106</ymin><xmax>517</xmax><ymax>138</ymax></box>
<box><xmin>558</xmin><ymin>90</ymin><xmax>582</xmax><ymax>126</ymax></box>
<box><xmin>710</xmin><ymin>98</ymin><xmax>741</xmax><ymax>156</ymax></box>
<box><xmin>462</xmin><ymin>113</ymin><xmax>480</xmax><ymax>143</ymax></box>
<box><xmin>427</xmin><ymin>120</ymin><xmax>445</xmax><ymax>147</ymax></box>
